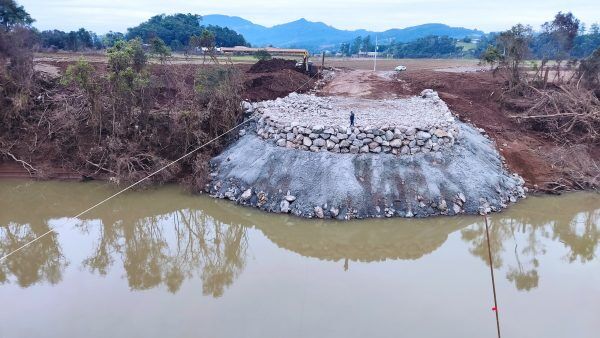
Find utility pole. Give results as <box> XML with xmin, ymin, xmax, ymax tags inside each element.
<box><xmin>373</xmin><ymin>35</ymin><xmax>378</xmax><ymax>71</ymax></box>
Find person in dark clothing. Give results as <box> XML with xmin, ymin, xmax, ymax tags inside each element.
<box><xmin>349</xmin><ymin>111</ymin><xmax>355</xmax><ymax>127</ymax></box>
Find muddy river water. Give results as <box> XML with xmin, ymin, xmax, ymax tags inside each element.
<box><xmin>0</xmin><ymin>180</ymin><xmax>598</xmax><ymax>338</ymax></box>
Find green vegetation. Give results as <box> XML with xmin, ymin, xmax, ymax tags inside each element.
<box><xmin>149</xmin><ymin>37</ymin><xmax>172</xmax><ymax>63</ymax></box>
<box><xmin>126</xmin><ymin>13</ymin><xmax>249</xmax><ymax>51</ymax></box>
<box><xmin>34</xmin><ymin>13</ymin><xmax>249</xmax><ymax>52</ymax></box>
<box><xmin>253</xmin><ymin>49</ymin><xmax>272</xmax><ymax>61</ymax></box>
<box><xmin>38</xmin><ymin>28</ymin><xmax>103</xmax><ymax>51</ymax></box>
<box><xmin>475</xmin><ymin>13</ymin><xmax>599</xmax><ymax>60</ymax></box>
<box><xmin>456</xmin><ymin>41</ymin><xmax>476</xmax><ymax>51</ymax></box>
<box><xmin>388</xmin><ymin>35</ymin><xmax>462</xmax><ymax>58</ymax></box>
<box><xmin>339</xmin><ymin>34</ymin><xmax>470</xmax><ymax>58</ymax></box>
<box><xmin>0</xmin><ymin>0</ymin><xmax>33</xmax><ymax>31</ymax></box>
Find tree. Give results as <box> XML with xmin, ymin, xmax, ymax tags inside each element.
<box><xmin>39</xmin><ymin>28</ymin><xmax>100</xmax><ymax>51</ymax></box>
<box><xmin>102</xmin><ymin>31</ymin><xmax>124</xmax><ymax>48</ymax></box>
<box><xmin>199</xmin><ymin>29</ymin><xmax>217</xmax><ymax>64</ymax></box>
<box><xmin>0</xmin><ymin>0</ymin><xmax>34</xmax><ymax>31</ymax></box>
<box><xmin>204</xmin><ymin>25</ymin><xmax>248</xmax><ymax>47</ymax></box>
<box><xmin>126</xmin><ymin>13</ymin><xmax>203</xmax><ymax>49</ymax></box>
<box><xmin>149</xmin><ymin>36</ymin><xmax>171</xmax><ymax>63</ymax></box>
<box><xmin>572</xmin><ymin>22</ymin><xmax>600</xmax><ymax>58</ymax></box>
<box><xmin>339</xmin><ymin>42</ymin><xmax>350</xmax><ymax>56</ymax></box>
<box><xmin>496</xmin><ymin>24</ymin><xmax>533</xmax><ymax>88</ymax></box>
<box><xmin>543</xmin><ymin>12</ymin><xmax>580</xmax><ymax>58</ymax></box>
<box><xmin>389</xmin><ymin>35</ymin><xmax>461</xmax><ymax>58</ymax></box>
<box><xmin>537</xmin><ymin>12</ymin><xmax>580</xmax><ymax>81</ymax></box>
<box><xmin>480</xmin><ymin>45</ymin><xmax>502</xmax><ymax>68</ymax></box>
<box><xmin>351</xmin><ymin>36</ymin><xmax>362</xmax><ymax>54</ymax></box>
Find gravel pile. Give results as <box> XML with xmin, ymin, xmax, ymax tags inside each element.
<box><xmin>251</xmin><ymin>90</ymin><xmax>455</xmax><ymax>130</ymax></box>
<box><xmin>208</xmin><ymin>121</ymin><xmax>526</xmax><ymax>220</ymax></box>
<box><xmin>244</xmin><ymin>89</ymin><xmax>459</xmax><ymax>156</ymax></box>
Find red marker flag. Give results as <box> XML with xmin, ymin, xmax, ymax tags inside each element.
<box><xmin>492</xmin><ymin>306</ymin><xmax>497</xmax><ymax>311</ymax></box>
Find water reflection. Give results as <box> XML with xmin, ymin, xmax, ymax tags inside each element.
<box><xmin>79</xmin><ymin>209</ymin><xmax>247</xmax><ymax>296</ymax></box>
<box><xmin>0</xmin><ymin>180</ymin><xmax>599</xmax><ymax>296</ymax></box>
<box><xmin>461</xmin><ymin>194</ymin><xmax>600</xmax><ymax>291</ymax></box>
<box><xmin>0</xmin><ymin>221</ymin><xmax>66</xmax><ymax>287</ymax></box>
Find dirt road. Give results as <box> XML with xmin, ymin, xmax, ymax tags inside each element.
<box><xmin>320</xmin><ymin>69</ymin><xmax>410</xmax><ymax>99</ymax></box>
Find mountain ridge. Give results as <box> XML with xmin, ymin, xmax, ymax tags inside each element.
<box><xmin>201</xmin><ymin>14</ymin><xmax>484</xmax><ymax>50</ymax></box>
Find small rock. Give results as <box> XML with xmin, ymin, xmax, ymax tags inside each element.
<box><xmin>313</xmin><ymin>138</ymin><xmax>326</xmax><ymax>147</ymax></box>
<box><xmin>385</xmin><ymin>130</ymin><xmax>394</xmax><ymax>141</ymax></box>
<box><xmin>240</xmin><ymin>188</ymin><xmax>252</xmax><ymax>201</ymax></box>
<box><xmin>390</xmin><ymin>139</ymin><xmax>402</xmax><ymax>148</ymax></box>
<box><xmin>314</xmin><ymin>206</ymin><xmax>324</xmax><ymax>219</ymax></box>
<box><xmin>453</xmin><ymin>203</ymin><xmax>462</xmax><ymax>214</ymax></box>
<box><xmin>330</xmin><ymin>207</ymin><xmax>339</xmax><ymax>217</ymax></box>
<box><xmin>280</xmin><ymin>200</ymin><xmax>290</xmax><ymax>213</ymax></box>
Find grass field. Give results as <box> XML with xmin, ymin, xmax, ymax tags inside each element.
<box><xmin>323</xmin><ymin>57</ymin><xmax>481</xmax><ymax>71</ymax></box>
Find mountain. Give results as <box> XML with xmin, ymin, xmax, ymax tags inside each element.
<box><xmin>201</xmin><ymin>14</ymin><xmax>483</xmax><ymax>51</ymax></box>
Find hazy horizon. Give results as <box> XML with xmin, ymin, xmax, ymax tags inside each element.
<box><xmin>19</xmin><ymin>0</ymin><xmax>600</xmax><ymax>34</ymax></box>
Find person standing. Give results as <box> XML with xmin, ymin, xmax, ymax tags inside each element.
<box><xmin>349</xmin><ymin>111</ymin><xmax>355</xmax><ymax>127</ymax></box>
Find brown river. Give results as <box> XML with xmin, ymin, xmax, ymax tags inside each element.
<box><xmin>0</xmin><ymin>180</ymin><xmax>599</xmax><ymax>338</ymax></box>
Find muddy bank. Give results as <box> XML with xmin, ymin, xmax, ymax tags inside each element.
<box><xmin>208</xmin><ymin>120</ymin><xmax>525</xmax><ymax>219</ymax></box>
<box><xmin>0</xmin><ymin>57</ymin><xmax>314</xmax><ymax>186</ymax></box>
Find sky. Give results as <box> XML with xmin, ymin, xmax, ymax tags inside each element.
<box><xmin>18</xmin><ymin>0</ymin><xmax>600</xmax><ymax>34</ymax></box>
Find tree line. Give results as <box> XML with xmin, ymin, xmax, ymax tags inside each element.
<box><xmin>475</xmin><ymin>16</ymin><xmax>600</xmax><ymax>61</ymax></box>
<box><xmin>337</xmin><ymin>13</ymin><xmax>599</xmax><ymax>59</ymax></box>
<box><xmin>338</xmin><ymin>34</ymin><xmax>470</xmax><ymax>58</ymax></box>
<box><xmin>30</xmin><ymin>13</ymin><xmax>249</xmax><ymax>52</ymax></box>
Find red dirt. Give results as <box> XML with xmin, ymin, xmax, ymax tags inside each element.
<box><xmin>248</xmin><ymin>58</ymin><xmax>297</xmax><ymax>73</ymax></box>
<box><xmin>399</xmin><ymin>70</ymin><xmax>599</xmax><ymax>191</ymax></box>
<box><xmin>241</xmin><ymin>60</ymin><xmax>315</xmax><ymax>101</ymax></box>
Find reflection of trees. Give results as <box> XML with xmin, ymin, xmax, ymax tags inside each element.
<box><xmin>0</xmin><ymin>222</ymin><xmax>67</xmax><ymax>287</ymax></box>
<box><xmin>461</xmin><ymin>199</ymin><xmax>600</xmax><ymax>292</ymax></box>
<box><xmin>81</xmin><ymin>209</ymin><xmax>248</xmax><ymax>297</ymax></box>
<box><xmin>552</xmin><ymin>209</ymin><xmax>600</xmax><ymax>263</ymax></box>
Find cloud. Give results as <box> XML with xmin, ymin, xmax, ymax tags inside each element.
<box><xmin>19</xmin><ymin>0</ymin><xmax>600</xmax><ymax>34</ymax></box>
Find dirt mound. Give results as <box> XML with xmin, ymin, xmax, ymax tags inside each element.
<box><xmin>243</xmin><ymin>69</ymin><xmax>315</xmax><ymax>101</ymax></box>
<box><xmin>248</xmin><ymin>58</ymin><xmax>297</xmax><ymax>73</ymax></box>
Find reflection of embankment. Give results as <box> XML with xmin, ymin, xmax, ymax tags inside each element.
<box><xmin>249</xmin><ymin>218</ymin><xmax>469</xmax><ymax>262</ymax></box>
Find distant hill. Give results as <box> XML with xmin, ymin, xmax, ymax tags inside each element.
<box><xmin>201</xmin><ymin>14</ymin><xmax>483</xmax><ymax>51</ymax></box>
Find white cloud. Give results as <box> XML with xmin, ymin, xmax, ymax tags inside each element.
<box><xmin>19</xmin><ymin>0</ymin><xmax>600</xmax><ymax>34</ymax></box>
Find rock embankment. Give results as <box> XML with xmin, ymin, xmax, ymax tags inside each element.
<box><xmin>208</xmin><ymin>120</ymin><xmax>526</xmax><ymax>220</ymax></box>
<box><xmin>248</xmin><ymin>90</ymin><xmax>459</xmax><ymax>156</ymax></box>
